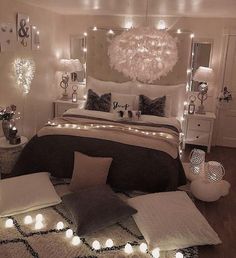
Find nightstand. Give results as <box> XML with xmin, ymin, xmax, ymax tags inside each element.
<box><xmin>0</xmin><ymin>136</ymin><xmax>28</xmax><ymax>177</ymax></box>
<box><xmin>53</xmin><ymin>99</ymin><xmax>86</xmax><ymax>117</ymax></box>
<box><xmin>183</xmin><ymin>112</ymin><xmax>216</xmax><ymax>153</ymax></box>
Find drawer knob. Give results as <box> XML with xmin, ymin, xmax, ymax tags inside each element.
<box><xmin>198</xmin><ymin>124</ymin><xmax>200</xmax><ymax>126</ymax></box>
<box><xmin>196</xmin><ymin>136</ymin><xmax>199</xmax><ymax>139</ymax></box>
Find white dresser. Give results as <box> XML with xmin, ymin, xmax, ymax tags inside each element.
<box><xmin>183</xmin><ymin>112</ymin><xmax>216</xmax><ymax>153</ymax></box>
<box><xmin>53</xmin><ymin>99</ymin><xmax>86</xmax><ymax>117</ymax></box>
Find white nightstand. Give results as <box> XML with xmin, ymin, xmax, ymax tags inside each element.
<box><xmin>0</xmin><ymin>136</ymin><xmax>28</xmax><ymax>177</ymax></box>
<box><xmin>183</xmin><ymin>112</ymin><xmax>216</xmax><ymax>153</ymax></box>
<box><xmin>53</xmin><ymin>99</ymin><xmax>86</xmax><ymax>117</ymax></box>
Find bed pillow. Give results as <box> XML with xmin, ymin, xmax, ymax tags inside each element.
<box><xmin>62</xmin><ymin>185</ymin><xmax>137</xmax><ymax>235</ymax></box>
<box><xmin>139</xmin><ymin>95</ymin><xmax>166</xmax><ymax>117</ymax></box>
<box><xmin>85</xmin><ymin>89</ymin><xmax>111</xmax><ymax>112</ymax></box>
<box><xmin>0</xmin><ymin>172</ymin><xmax>61</xmax><ymax>217</ymax></box>
<box><xmin>128</xmin><ymin>191</ymin><xmax>221</xmax><ymax>251</ymax></box>
<box><xmin>111</xmin><ymin>93</ymin><xmax>137</xmax><ymax>113</ymax></box>
<box><xmin>69</xmin><ymin>152</ymin><xmax>113</xmax><ymax>191</ymax></box>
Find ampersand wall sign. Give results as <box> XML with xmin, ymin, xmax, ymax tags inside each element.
<box><xmin>17</xmin><ymin>13</ymin><xmax>31</xmax><ymax>48</ymax></box>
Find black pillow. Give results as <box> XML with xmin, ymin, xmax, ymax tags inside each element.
<box><xmin>139</xmin><ymin>95</ymin><xmax>166</xmax><ymax>117</ymax></box>
<box><xmin>85</xmin><ymin>89</ymin><xmax>111</xmax><ymax>112</ymax></box>
<box><xmin>62</xmin><ymin>185</ymin><xmax>137</xmax><ymax>236</ymax></box>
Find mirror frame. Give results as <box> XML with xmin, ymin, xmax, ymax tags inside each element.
<box><xmin>190</xmin><ymin>38</ymin><xmax>214</xmax><ymax>91</ymax></box>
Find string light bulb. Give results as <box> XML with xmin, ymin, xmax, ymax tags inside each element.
<box><xmin>105</xmin><ymin>239</ymin><xmax>114</xmax><ymax>248</ymax></box>
<box><xmin>124</xmin><ymin>243</ymin><xmax>133</xmax><ymax>254</ymax></box>
<box><xmin>139</xmin><ymin>243</ymin><xmax>148</xmax><ymax>253</ymax></box>
<box><xmin>56</xmin><ymin>221</ymin><xmax>64</xmax><ymax>230</ymax></box>
<box><xmin>66</xmin><ymin>229</ymin><xmax>73</xmax><ymax>238</ymax></box>
<box><xmin>5</xmin><ymin>218</ymin><xmax>14</xmax><ymax>228</ymax></box>
<box><xmin>35</xmin><ymin>214</ymin><xmax>43</xmax><ymax>222</ymax></box>
<box><xmin>152</xmin><ymin>247</ymin><xmax>160</xmax><ymax>258</ymax></box>
<box><xmin>176</xmin><ymin>252</ymin><xmax>184</xmax><ymax>258</ymax></box>
<box><xmin>24</xmin><ymin>215</ymin><xmax>33</xmax><ymax>225</ymax></box>
<box><xmin>35</xmin><ymin>221</ymin><xmax>44</xmax><ymax>230</ymax></box>
<box><xmin>92</xmin><ymin>240</ymin><xmax>101</xmax><ymax>250</ymax></box>
<box><xmin>72</xmin><ymin>236</ymin><xmax>81</xmax><ymax>246</ymax></box>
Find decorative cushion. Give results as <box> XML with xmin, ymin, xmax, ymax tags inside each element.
<box><xmin>69</xmin><ymin>152</ymin><xmax>112</xmax><ymax>191</ymax></box>
<box><xmin>128</xmin><ymin>191</ymin><xmax>221</xmax><ymax>251</ymax></box>
<box><xmin>111</xmin><ymin>93</ymin><xmax>137</xmax><ymax>113</ymax></box>
<box><xmin>62</xmin><ymin>185</ymin><xmax>137</xmax><ymax>235</ymax></box>
<box><xmin>85</xmin><ymin>89</ymin><xmax>111</xmax><ymax>112</ymax></box>
<box><xmin>139</xmin><ymin>95</ymin><xmax>166</xmax><ymax>117</ymax></box>
<box><xmin>0</xmin><ymin>172</ymin><xmax>61</xmax><ymax>217</ymax></box>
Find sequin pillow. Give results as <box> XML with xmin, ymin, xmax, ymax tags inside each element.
<box><xmin>85</xmin><ymin>89</ymin><xmax>111</xmax><ymax>112</ymax></box>
<box><xmin>139</xmin><ymin>95</ymin><xmax>166</xmax><ymax>117</ymax></box>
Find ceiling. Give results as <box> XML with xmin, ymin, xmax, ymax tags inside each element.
<box><xmin>17</xmin><ymin>0</ymin><xmax>236</xmax><ymax>18</ymax></box>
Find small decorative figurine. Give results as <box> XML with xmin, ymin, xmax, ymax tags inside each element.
<box><xmin>218</xmin><ymin>86</ymin><xmax>232</xmax><ymax>102</ymax></box>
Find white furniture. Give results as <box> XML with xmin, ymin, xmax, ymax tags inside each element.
<box><xmin>0</xmin><ymin>136</ymin><xmax>28</xmax><ymax>176</ymax></box>
<box><xmin>183</xmin><ymin>112</ymin><xmax>216</xmax><ymax>153</ymax></box>
<box><xmin>54</xmin><ymin>99</ymin><xmax>86</xmax><ymax>117</ymax></box>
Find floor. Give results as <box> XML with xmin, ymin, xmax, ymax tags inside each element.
<box><xmin>181</xmin><ymin>145</ymin><xmax>236</xmax><ymax>258</ymax></box>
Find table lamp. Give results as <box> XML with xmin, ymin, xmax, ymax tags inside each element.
<box><xmin>57</xmin><ymin>59</ymin><xmax>83</xmax><ymax>100</ymax></box>
<box><xmin>193</xmin><ymin>66</ymin><xmax>214</xmax><ymax>114</ymax></box>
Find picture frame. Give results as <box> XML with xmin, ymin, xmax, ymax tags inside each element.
<box><xmin>31</xmin><ymin>25</ymin><xmax>40</xmax><ymax>50</ymax></box>
<box><xmin>17</xmin><ymin>13</ymin><xmax>31</xmax><ymax>48</ymax></box>
<box><xmin>0</xmin><ymin>23</ymin><xmax>16</xmax><ymax>52</ymax></box>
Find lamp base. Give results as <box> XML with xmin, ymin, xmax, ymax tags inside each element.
<box><xmin>196</xmin><ymin>105</ymin><xmax>206</xmax><ymax>114</ymax></box>
<box><xmin>60</xmin><ymin>93</ymin><xmax>70</xmax><ymax>100</ymax></box>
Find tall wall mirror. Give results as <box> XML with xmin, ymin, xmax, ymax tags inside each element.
<box><xmin>191</xmin><ymin>39</ymin><xmax>213</xmax><ymax>91</ymax></box>
<box><xmin>70</xmin><ymin>34</ymin><xmax>87</xmax><ymax>83</ymax></box>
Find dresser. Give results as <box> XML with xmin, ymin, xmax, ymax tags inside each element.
<box><xmin>183</xmin><ymin>112</ymin><xmax>216</xmax><ymax>153</ymax></box>
<box><xmin>53</xmin><ymin>99</ymin><xmax>86</xmax><ymax>117</ymax></box>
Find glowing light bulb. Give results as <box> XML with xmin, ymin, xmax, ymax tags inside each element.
<box><xmin>35</xmin><ymin>221</ymin><xmax>44</xmax><ymax>230</ymax></box>
<box><xmin>190</xmin><ymin>33</ymin><xmax>195</xmax><ymax>38</ymax></box>
<box><xmin>93</xmin><ymin>26</ymin><xmax>97</xmax><ymax>31</ymax></box>
<box><xmin>24</xmin><ymin>215</ymin><xmax>33</xmax><ymax>225</ymax></box>
<box><xmin>105</xmin><ymin>239</ymin><xmax>114</xmax><ymax>248</ymax></box>
<box><xmin>72</xmin><ymin>236</ymin><xmax>81</xmax><ymax>246</ymax></box>
<box><xmin>176</xmin><ymin>252</ymin><xmax>184</xmax><ymax>258</ymax></box>
<box><xmin>184</xmin><ymin>101</ymin><xmax>188</xmax><ymax>106</ymax></box>
<box><xmin>56</xmin><ymin>221</ymin><xmax>64</xmax><ymax>230</ymax></box>
<box><xmin>66</xmin><ymin>229</ymin><xmax>73</xmax><ymax>238</ymax></box>
<box><xmin>139</xmin><ymin>243</ymin><xmax>148</xmax><ymax>253</ymax></box>
<box><xmin>83</xmin><ymin>48</ymin><xmax>87</xmax><ymax>52</ymax></box>
<box><xmin>157</xmin><ymin>20</ymin><xmax>166</xmax><ymax>30</ymax></box>
<box><xmin>5</xmin><ymin>218</ymin><xmax>14</xmax><ymax>228</ymax></box>
<box><xmin>35</xmin><ymin>214</ymin><xmax>43</xmax><ymax>222</ymax></box>
<box><xmin>177</xmin><ymin>29</ymin><xmax>181</xmax><ymax>34</ymax></box>
<box><xmin>152</xmin><ymin>247</ymin><xmax>160</xmax><ymax>258</ymax></box>
<box><xmin>83</xmin><ymin>32</ymin><xmax>87</xmax><ymax>37</ymax></box>
<box><xmin>124</xmin><ymin>243</ymin><xmax>133</xmax><ymax>254</ymax></box>
<box><xmin>108</xmin><ymin>29</ymin><xmax>114</xmax><ymax>35</ymax></box>
<box><xmin>92</xmin><ymin>240</ymin><xmax>101</xmax><ymax>250</ymax></box>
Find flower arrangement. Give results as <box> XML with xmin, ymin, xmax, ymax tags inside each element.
<box><xmin>0</xmin><ymin>105</ymin><xmax>16</xmax><ymax>121</ymax></box>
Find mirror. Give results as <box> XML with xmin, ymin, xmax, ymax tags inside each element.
<box><xmin>191</xmin><ymin>39</ymin><xmax>213</xmax><ymax>91</ymax></box>
<box><xmin>70</xmin><ymin>35</ymin><xmax>86</xmax><ymax>83</ymax></box>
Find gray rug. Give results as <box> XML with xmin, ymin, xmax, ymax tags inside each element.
<box><xmin>0</xmin><ymin>188</ymin><xmax>198</xmax><ymax>258</ymax></box>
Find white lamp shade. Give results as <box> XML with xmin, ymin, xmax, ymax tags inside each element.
<box><xmin>57</xmin><ymin>59</ymin><xmax>83</xmax><ymax>72</ymax></box>
<box><xmin>193</xmin><ymin>66</ymin><xmax>214</xmax><ymax>82</ymax></box>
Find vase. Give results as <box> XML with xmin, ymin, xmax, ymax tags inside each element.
<box><xmin>2</xmin><ymin>120</ymin><xmax>10</xmax><ymax>140</ymax></box>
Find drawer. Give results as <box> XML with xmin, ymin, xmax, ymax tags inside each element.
<box><xmin>186</xmin><ymin>130</ymin><xmax>210</xmax><ymax>146</ymax></box>
<box><xmin>56</xmin><ymin>103</ymin><xmax>78</xmax><ymax>116</ymax></box>
<box><xmin>188</xmin><ymin>119</ymin><xmax>211</xmax><ymax>132</ymax></box>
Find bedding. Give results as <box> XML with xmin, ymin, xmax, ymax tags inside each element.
<box><xmin>12</xmin><ymin>109</ymin><xmax>186</xmax><ymax>193</ymax></box>
<box><xmin>0</xmin><ymin>181</ymin><xmax>198</xmax><ymax>258</ymax></box>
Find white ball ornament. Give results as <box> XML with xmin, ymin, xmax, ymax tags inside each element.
<box><xmin>124</xmin><ymin>243</ymin><xmax>133</xmax><ymax>254</ymax></box>
<box><xmin>92</xmin><ymin>240</ymin><xmax>101</xmax><ymax>250</ymax></box>
<box><xmin>105</xmin><ymin>239</ymin><xmax>114</xmax><ymax>248</ymax></box>
<box><xmin>35</xmin><ymin>214</ymin><xmax>43</xmax><ymax>222</ymax></box>
<box><xmin>56</xmin><ymin>221</ymin><xmax>64</xmax><ymax>230</ymax></box>
<box><xmin>5</xmin><ymin>218</ymin><xmax>14</xmax><ymax>228</ymax></box>
<box><xmin>152</xmin><ymin>247</ymin><xmax>160</xmax><ymax>258</ymax></box>
<box><xmin>24</xmin><ymin>215</ymin><xmax>33</xmax><ymax>225</ymax></box>
<box><xmin>176</xmin><ymin>252</ymin><xmax>184</xmax><ymax>258</ymax></box>
<box><xmin>139</xmin><ymin>242</ymin><xmax>148</xmax><ymax>253</ymax></box>
<box><xmin>66</xmin><ymin>229</ymin><xmax>73</xmax><ymax>238</ymax></box>
<box><xmin>72</xmin><ymin>236</ymin><xmax>81</xmax><ymax>246</ymax></box>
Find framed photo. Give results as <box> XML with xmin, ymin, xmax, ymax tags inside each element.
<box><xmin>31</xmin><ymin>25</ymin><xmax>40</xmax><ymax>50</ymax></box>
<box><xmin>17</xmin><ymin>13</ymin><xmax>31</xmax><ymax>48</ymax></box>
<box><xmin>0</xmin><ymin>23</ymin><xmax>16</xmax><ymax>52</ymax></box>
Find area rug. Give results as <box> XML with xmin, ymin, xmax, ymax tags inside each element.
<box><xmin>0</xmin><ymin>185</ymin><xmax>198</xmax><ymax>258</ymax></box>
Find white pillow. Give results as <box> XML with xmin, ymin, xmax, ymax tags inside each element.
<box><xmin>87</xmin><ymin>76</ymin><xmax>133</xmax><ymax>95</ymax></box>
<box><xmin>128</xmin><ymin>191</ymin><xmax>221</xmax><ymax>251</ymax></box>
<box><xmin>0</xmin><ymin>172</ymin><xmax>61</xmax><ymax>217</ymax></box>
<box><xmin>110</xmin><ymin>93</ymin><xmax>137</xmax><ymax>113</ymax></box>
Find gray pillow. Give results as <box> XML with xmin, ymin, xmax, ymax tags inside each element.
<box><xmin>139</xmin><ymin>94</ymin><xmax>166</xmax><ymax>117</ymax></box>
<box><xmin>62</xmin><ymin>185</ymin><xmax>137</xmax><ymax>236</ymax></box>
<box><xmin>85</xmin><ymin>89</ymin><xmax>111</xmax><ymax>112</ymax></box>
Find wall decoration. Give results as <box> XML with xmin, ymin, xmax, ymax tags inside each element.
<box><xmin>0</xmin><ymin>23</ymin><xmax>15</xmax><ymax>52</ymax></box>
<box><xmin>17</xmin><ymin>13</ymin><xmax>31</xmax><ymax>48</ymax></box>
<box><xmin>31</xmin><ymin>25</ymin><xmax>40</xmax><ymax>50</ymax></box>
<box><xmin>13</xmin><ymin>58</ymin><xmax>36</xmax><ymax>94</ymax></box>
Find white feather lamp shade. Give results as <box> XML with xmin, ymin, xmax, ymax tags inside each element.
<box><xmin>193</xmin><ymin>66</ymin><xmax>214</xmax><ymax>83</ymax></box>
<box><xmin>57</xmin><ymin>59</ymin><xmax>83</xmax><ymax>72</ymax></box>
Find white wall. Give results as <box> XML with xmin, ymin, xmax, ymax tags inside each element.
<box><xmin>0</xmin><ymin>0</ymin><xmax>66</xmax><ymax>138</ymax></box>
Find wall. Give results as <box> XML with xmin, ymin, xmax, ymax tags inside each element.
<box><xmin>0</xmin><ymin>0</ymin><xmax>66</xmax><ymax>138</ymax></box>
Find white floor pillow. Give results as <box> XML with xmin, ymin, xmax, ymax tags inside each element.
<box><xmin>0</xmin><ymin>172</ymin><xmax>61</xmax><ymax>217</ymax></box>
<box><xmin>128</xmin><ymin>191</ymin><xmax>221</xmax><ymax>251</ymax></box>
